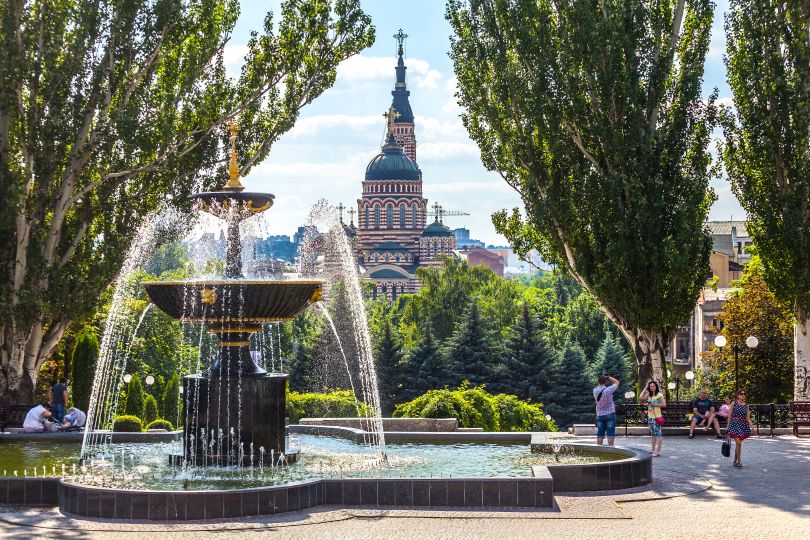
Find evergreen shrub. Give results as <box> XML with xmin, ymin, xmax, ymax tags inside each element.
<box><xmin>393</xmin><ymin>384</ymin><xmax>556</xmax><ymax>432</ymax></box>
<box><xmin>124</xmin><ymin>375</ymin><xmax>145</xmax><ymax>418</ymax></box>
<box><xmin>286</xmin><ymin>390</ymin><xmax>371</xmax><ymax>424</ymax></box>
<box><xmin>143</xmin><ymin>394</ymin><xmax>159</xmax><ymax>424</ymax></box>
<box><xmin>112</xmin><ymin>415</ymin><xmax>143</xmax><ymax>432</ymax></box>
<box><xmin>145</xmin><ymin>419</ymin><xmax>175</xmax><ymax>431</ymax></box>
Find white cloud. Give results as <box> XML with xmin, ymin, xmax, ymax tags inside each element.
<box><xmin>415</xmin><ymin>115</ymin><xmax>467</xmax><ymax>141</ymax></box>
<box><xmin>223</xmin><ymin>44</ymin><xmax>249</xmax><ymax>78</ymax></box>
<box><xmin>337</xmin><ymin>54</ymin><xmax>443</xmax><ymax>90</ymax></box>
<box><xmin>418</xmin><ymin>142</ymin><xmax>480</xmax><ymax>160</ymax></box>
<box><xmin>287</xmin><ymin>115</ymin><xmax>381</xmax><ymax>138</ymax></box>
<box><xmin>427</xmin><ymin>180</ymin><xmax>512</xmax><ymax>195</ymax></box>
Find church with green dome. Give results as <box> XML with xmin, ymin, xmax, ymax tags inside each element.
<box><xmin>350</xmin><ymin>30</ymin><xmax>456</xmax><ymax>301</ymax></box>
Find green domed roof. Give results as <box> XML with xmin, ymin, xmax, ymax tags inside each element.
<box><xmin>365</xmin><ymin>134</ymin><xmax>420</xmax><ymax>181</ymax></box>
<box><xmin>422</xmin><ymin>221</ymin><xmax>454</xmax><ymax>238</ymax></box>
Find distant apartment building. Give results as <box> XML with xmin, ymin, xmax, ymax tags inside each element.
<box><xmin>668</xmin><ymin>220</ymin><xmax>752</xmax><ymax>376</ymax></box>
<box><xmin>454</xmin><ymin>228</ymin><xmax>485</xmax><ymax>249</ymax></box>
<box><xmin>459</xmin><ymin>246</ymin><xmax>505</xmax><ymax>276</ymax></box>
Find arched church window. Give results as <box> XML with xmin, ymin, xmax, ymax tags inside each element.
<box><xmin>412</xmin><ymin>205</ymin><xmax>417</xmax><ymax>228</ymax></box>
<box><xmin>386</xmin><ymin>205</ymin><xmax>393</xmax><ymax>228</ymax></box>
<box><xmin>364</xmin><ymin>206</ymin><xmax>369</xmax><ymax>228</ymax></box>
<box><xmin>374</xmin><ymin>205</ymin><xmax>380</xmax><ymax>228</ymax></box>
<box><xmin>399</xmin><ymin>204</ymin><xmax>406</xmax><ymax>228</ymax></box>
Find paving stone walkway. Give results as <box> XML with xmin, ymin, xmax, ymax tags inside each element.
<box><xmin>1</xmin><ymin>435</ymin><xmax>808</xmax><ymax>539</ymax></box>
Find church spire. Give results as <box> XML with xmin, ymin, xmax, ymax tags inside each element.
<box><xmin>390</xmin><ymin>28</ymin><xmax>416</xmax><ymax>161</ymax></box>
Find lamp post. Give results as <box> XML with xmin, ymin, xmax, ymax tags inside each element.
<box><xmin>714</xmin><ymin>334</ymin><xmax>758</xmax><ymax>392</ymax></box>
<box><xmin>668</xmin><ymin>381</ymin><xmax>678</xmax><ymax>401</ymax></box>
<box><xmin>122</xmin><ymin>373</ymin><xmax>132</xmax><ymax>384</ymax></box>
<box><xmin>145</xmin><ymin>375</ymin><xmax>155</xmax><ymax>386</ymax></box>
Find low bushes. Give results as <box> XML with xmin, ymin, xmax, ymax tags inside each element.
<box><xmin>393</xmin><ymin>384</ymin><xmax>557</xmax><ymax>432</ymax></box>
<box><xmin>287</xmin><ymin>390</ymin><xmax>371</xmax><ymax>424</ymax></box>
<box><xmin>112</xmin><ymin>415</ymin><xmax>143</xmax><ymax>432</ymax></box>
<box><xmin>145</xmin><ymin>418</ymin><xmax>174</xmax><ymax>431</ymax></box>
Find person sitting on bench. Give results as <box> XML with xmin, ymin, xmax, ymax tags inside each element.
<box><xmin>689</xmin><ymin>389</ymin><xmax>721</xmax><ymax>438</ymax></box>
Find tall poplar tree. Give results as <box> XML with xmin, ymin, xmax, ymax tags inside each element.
<box><xmin>447</xmin><ymin>0</ymin><xmax>718</xmax><ymax>386</ymax></box>
<box><xmin>0</xmin><ymin>0</ymin><xmax>374</xmax><ymax>402</ymax></box>
<box><xmin>722</xmin><ymin>0</ymin><xmax>810</xmax><ymax>399</ymax></box>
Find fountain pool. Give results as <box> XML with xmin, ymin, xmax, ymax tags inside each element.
<box><xmin>0</xmin><ymin>434</ymin><xmax>620</xmax><ymax>490</ymax></box>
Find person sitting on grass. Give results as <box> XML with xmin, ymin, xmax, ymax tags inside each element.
<box><xmin>22</xmin><ymin>403</ymin><xmax>53</xmax><ymax>433</ymax></box>
<box><xmin>689</xmin><ymin>388</ymin><xmax>721</xmax><ymax>438</ymax></box>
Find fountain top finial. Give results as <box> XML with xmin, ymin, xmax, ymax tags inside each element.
<box><xmin>224</xmin><ymin>123</ymin><xmax>245</xmax><ymax>192</ymax></box>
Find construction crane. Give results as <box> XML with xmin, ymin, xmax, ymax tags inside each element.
<box><xmin>426</xmin><ymin>202</ymin><xmax>469</xmax><ymax>224</ymax></box>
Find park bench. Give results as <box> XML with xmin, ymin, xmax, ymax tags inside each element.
<box><xmin>0</xmin><ymin>404</ymin><xmax>33</xmax><ymax>432</ymax></box>
<box><xmin>789</xmin><ymin>401</ymin><xmax>810</xmax><ymax>437</ymax></box>
<box><xmin>621</xmin><ymin>401</ymin><xmax>724</xmax><ymax>434</ymax></box>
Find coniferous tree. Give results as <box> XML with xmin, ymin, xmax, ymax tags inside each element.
<box><xmin>404</xmin><ymin>329</ymin><xmax>450</xmax><ymax>400</ymax></box>
<box><xmin>501</xmin><ymin>302</ymin><xmax>555</xmax><ymax>403</ymax></box>
<box><xmin>124</xmin><ymin>375</ymin><xmax>145</xmax><ymax>419</ymax></box>
<box><xmin>162</xmin><ymin>374</ymin><xmax>181</xmax><ymax>427</ymax></box>
<box><xmin>444</xmin><ymin>302</ymin><xmax>502</xmax><ymax>387</ymax></box>
<box><xmin>70</xmin><ymin>330</ymin><xmax>99</xmax><ymax>413</ymax></box>
<box><xmin>546</xmin><ymin>343</ymin><xmax>593</xmax><ymax>428</ymax></box>
<box><xmin>288</xmin><ymin>341</ymin><xmax>314</xmax><ymax>392</ymax></box>
<box><xmin>143</xmin><ymin>394</ymin><xmax>159</xmax><ymax>424</ymax></box>
<box><xmin>374</xmin><ymin>319</ymin><xmax>404</xmax><ymax>414</ymax></box>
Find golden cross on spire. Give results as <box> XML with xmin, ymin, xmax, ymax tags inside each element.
<box><xmin>225</xmin><ymin>123</ymin><xmax>245</xmax><ymax>190</ymax></box>
<box><xmin>394</xmin><ymin>29</ymin><xmax>408</xmax><ymax>56</ymax></box>
<box><xmin>383</xmin><ymin>106</ymin><xmax>401</xmax><ymax>135</ymax></box>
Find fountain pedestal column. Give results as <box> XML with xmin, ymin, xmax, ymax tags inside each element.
<box><xmin>183</xmin><ymin>372</ymin><xmax>291</xmax><ymax>465</ymax></box>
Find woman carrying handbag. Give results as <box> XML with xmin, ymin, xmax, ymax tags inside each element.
<box><xmin>726</xmin><ymin>389</ymin><xmax>755</xmax><ymax>467</ymax></box>
<box><xmin>640</xmin><ymin>381</ymin><xmax>666</xmax><ymax>457</ymax></box>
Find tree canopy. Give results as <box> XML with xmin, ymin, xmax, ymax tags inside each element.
<box><xmin>722</xmin><ymin>0</ymin><xmax>809</xmax><ymax>399</ymax></box>
<box><xmin>0</xmin><ymin>0</ymin><xmax>374</xmax><ymax>402</ymax></box>
<box><xmin>447</xmin><ymin>0</ymin><xmax>718</xmax><ymax>386</ymax></box>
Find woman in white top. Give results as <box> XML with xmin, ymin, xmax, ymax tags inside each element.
<box><xmin>640</xmin><ymin>381</ymin><xmax>667</xmax><ymax>457</ymax></box>
<box><xmin>23</xmin><ymin>403</ymin><xmax>53</xmax><ymax>432</ymax></box>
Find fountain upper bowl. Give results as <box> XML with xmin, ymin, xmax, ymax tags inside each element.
<box><xmin>142</xmin><ymin>280</ymin><xmax>323</xmax><ymax>322</ymax></box>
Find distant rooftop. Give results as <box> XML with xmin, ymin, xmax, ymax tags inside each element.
<box><xmin>706</xmin><ymin>220</ymin><xmax>749</xmax><ymax>237</ymax></box>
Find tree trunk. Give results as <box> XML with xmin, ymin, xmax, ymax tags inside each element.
<box><xmin>618</xmin><ymin>327</ymin><xmax>667</xmax><ymax>390</ymax></box>
<box><xmin>0</xmin><ymin>323</ymin><xmax>65</xmax><ymax>404</ymax></box>
<box><xmin>796</xmin><ymin>302</ymin><xmax>810</xmax><ymax>400</ymax></box>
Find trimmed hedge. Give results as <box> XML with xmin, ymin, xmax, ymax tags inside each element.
<box><xmin>287</xmin><ymin>390</ymin><xmax>371</xmax><ymax>424</ymax></box>
<box><xmin>113</xmin><ymin>415</ymin><xmax>143</xmax><ymax>432</ymax></box>
<box><xmin>393</xmin><ymin>384</ymin><xmax>557</xmax><ymax>432</ymax></box>
<box><xmin>144</xmin><ymin>394</ymin><xmax>159</xmax><ymax>424</ymax></box>
<box><xmin>145</xmin><ymin>418</ymin><xmax>174</xmax><ymax>431</ymax></box>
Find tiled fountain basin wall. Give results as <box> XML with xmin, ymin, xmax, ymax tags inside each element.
<box><xmin>0</xmin><ymin>476</ymin><xmax>553</xmax><ymax>519</ymax></box>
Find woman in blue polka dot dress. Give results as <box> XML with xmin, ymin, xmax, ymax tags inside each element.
<box><xmin>726</xmin><ymin>389</ymin><xmax>754</xmax><ymax>468</ymax></box>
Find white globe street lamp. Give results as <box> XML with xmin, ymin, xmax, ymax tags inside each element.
<box><xmin>624</xmin><ymin>391</ymin><xmax>636</xmax><ymax>400</ymax></box>
<box><xmin>145</xmin><ymin>375</ymin><xmax>155</xmax><ymax>386</ymax></box>
<box><xmin>122</xmin><ymin>374</ymin><xmax>132</xmax><ymax>384</ymax></box>
<box><xmin>746</xmin><ymin>336</ymin><xmax>759</xmax><ymax>348</ymax></box>
<box><xmin>714</xmin><ymin>335</ymin><xmax>727</xmax><ymax>348</ymax></box>
<box><xmin>685</xmin><ymin>370</ymin><xmax>695</xmax><ymax>381</ymax></box>
<box><xmin>667</xmin><ymin>382</ymin><xmax>676</xmax><ymax>390</ymax></box>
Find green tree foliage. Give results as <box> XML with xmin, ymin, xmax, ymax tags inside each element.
<box><xmin>374</xmin><ymin>319</ymin><xmax>404</xmax><ymax>415</ymax></box>
<box><xmin>722</xmin><ymin>0</ymin><xmax>810</xmax><ymax>399</ymax></box>
<box><xmin>124</xmin><ymin>375</ymin><xmax>145</xmax><ymax>419</ymax></box>
<box><xmin>288</xmin><ymin>341</ymin><xmax>315</xmax><ymax>392</ymax></box>
<box><xmin>286</xmin><ymin>390</ymin><xmax>370</xmax><ymax>424</ymax></box>
<box><xmin>161</xmin><ymin>374</ymin><xmax>180</xmax><ymax>426</ymax></box>
<box><xmin>447</xmin><ymin>0</ymin><xmax>718</xmax><ymax>387</ymax></box>
<box><xmin>499</xmin><ymin>302</ymin><xmax>555</xmax><ymax>403</ymax></box>
<box><xmin>393</xmin><ymin>384</ymin><xmax>556</xmax><ymax>432</ymax></box>
<box><xmin>70</xmin><ymin>329</ymin><xmax>99</xmax><ymax>413</ymax></box>
<box><xmin>444</xmin><ymin>302</ymin><xmax>502</xmax><ymax>387</ymax></box>
<box><xmin>143</xmin><ymin>394</ymin><xmax>159</xmax><ymax>424</ymax></box>
<box><xmin>546</xmin><ymin>343</ymin><xmax>594</xmax><ymax>428</ymax></box>
<box><xmin>0</xmin><ymin>0</ymin><xmax>375</xmax><ymax>402</ymax></box>
<box><xmin>703</xmin><ymin>274</ymin><xmax>794</xmax><ymax>402</ymax></box>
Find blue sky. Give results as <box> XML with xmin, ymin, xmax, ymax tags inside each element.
<box><xmin>230</xmin><ymin>0</ymin><xmax>741</xmax><ymax>245</ymax></box>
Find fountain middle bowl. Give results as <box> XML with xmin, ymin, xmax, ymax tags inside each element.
<box><xmin>142</xmin><ymin>279</ymin><xmax>324</xmax><ymax>321</ymax></box>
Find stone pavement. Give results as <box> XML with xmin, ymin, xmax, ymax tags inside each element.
<box><xmin>1</xmin><ymin>435</ymin><xmax>808</xmax><ymax>539</ymax></box>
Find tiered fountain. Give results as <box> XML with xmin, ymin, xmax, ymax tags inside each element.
<box><xmin>143</xmin><ymin>125</ymin><xmax>322</xmax><ymax>465</ymax></box>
